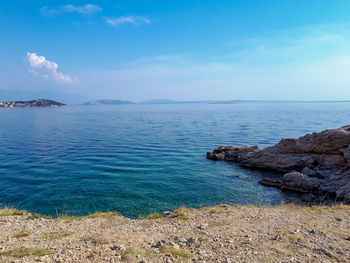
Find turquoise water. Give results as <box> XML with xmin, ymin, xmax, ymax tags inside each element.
<box><xmin>0</xmin><ymin>102</ymin><xmax>349</xmax><ymax>218</ymax></box>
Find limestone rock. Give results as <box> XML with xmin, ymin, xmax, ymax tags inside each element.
<box><xmin>282</xmin><ymin>172</ymin><xmax>320</xmax><ymax>192</ymax></box>
<box><xmin>207</xmin><ymin>125</ymin><xmax>350</xmax><ymax>203</ymax></box>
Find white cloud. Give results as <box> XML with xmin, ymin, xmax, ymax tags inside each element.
<box><xmin>26</xmin><ymin>52</ymin><xmax>79</xmax><ymax>84</ymax></box>
<box><xmin>105</xmin><ymin>16</ymin><xmax>151</xmax><ymax>26</ymax></box>
<box><xmin>40</xmin><ymin>4</ymin><xmax>102</xmax><ymax>15</ymax></box>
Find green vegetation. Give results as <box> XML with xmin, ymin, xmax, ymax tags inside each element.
<box><xmin>269</xmin><ymin>245</ymin><xmax>293</xmax><ymax>257</ymax></box>
<box><xmin>170</xmin><ymin>206</ymin><xmax>190</xmax><ymax>220</ymax></box>
<box><xmin>1</xmin><ymin>208</ymin><xmax>118</xmax><ymax>222</ymax></box>
<box><xmin>13</xmin><ymin>231</ymin><xmax>30</xmax><ymax>239</ymax></box>
<box><xmin>139</xmin><ymin>213</ymin><xmax>163</xmax><ymax>220</ymax></box>
<box><xmin>160</xmin><ymin>246</ymin><xmax>194</xmax><ymax>258</ymax></box>
<box><xmin>43</xmin><ymin>231</ymin><xmax>73</xmax><ymax>240</ymax></box>
<box><xmin>56</xmin><ymin>211</ymin><xmax>118</xmax><ymax>222</ymax></box>
<box><xmin>121</xmin><ymin>248</ymin><xmax>157</xmax><ymax>261</ymax></box>
<box><xmin>81</xmin><ymin>212</ymin><xmax>118</xmax><ymax>219</ymax></box>
<box><xmin>80</xmin><ymin>236</ymin><xmax>109</xmax><ymax>245</ymax></box>
<box><xmin>0</xmin><ymin>247</ymin><xmax>53</xmax><ymax>258</ymax></box>
<box><xmin>27</xmin><ymin>213</ymin><xmax>51</xmax><ymax>220</ymax></box>
<box><xmin>287</xmin><ymin>233</ymin><xmax>305</xmax><ymax>243</ymax></box>
<box><xmin>0</xmin><ymin>208</ymin><xmax>26</xmax><ymax>217</ymax></box>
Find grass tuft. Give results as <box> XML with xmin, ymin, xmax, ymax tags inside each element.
<box><xmin>269</xmin><ymin>245</ymin><xmax>293</xmax><ymax>257</ymax></box>
<box><xmin>13</xmin><ymin>231</ymin><xmax>30</xmax><ymax>239</ymax></box>
<box><xmin>27</xmin><ymin>213</ymin><xmax>51</xmax><ymax>220</ymax></box>
<box><xmin>0</xmin><ymin>208</ymin><xmax>26</xmax><ymax>217</ymax></box>
<box><xmin>0</xmin><ymin>247</ymin><xmax>53</xmax><ymax>258</ymax></box>
<box><xmin>170</xmin><ymin>206</ymin><xmax>190</xmax><ymax>220</ymax></box>
<box><xmin>80</xmin><ymin>236</ymin><xmax>109</xmax><ymax>245</ymax></box>
<box><xmin>160</xmin><ymin>246</ymin><xmax>194</xmax><ymax>258</ymax></box>
<box><xmin>287</xmin><ymin>233</ymin><xmax>305</xmax><ymax>243</ymax></box>
<box><xmin>139</xmin><ymin>213</ymin><xmax>163</xmax><ymax>220</ymax></box>
<box><xmin>81</xmin><ymin>212</ymin><xmax>118</xmax><ymax>219</ymax></box>
<box><xmin>55</xmin><ymin>211</ymin><xmax>118</xmax><ymax>222</ymax></box>
<box><xmin>43</xmin><ymin>231</ymin><xmax>73</xmax><ymax>240</ymax></box>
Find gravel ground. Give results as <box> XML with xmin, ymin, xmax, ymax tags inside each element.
<box><xmin>0</xmin><ymin>204</ymin><xmax>349</xmax><ymax>263</ymax></box>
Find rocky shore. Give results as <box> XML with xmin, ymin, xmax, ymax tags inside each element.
<box><xmin>207</xmin><ymin>126</ymin><xmax>350</xmax><ymax>204</ymax></box>
<box><xmin>0</xmin><ymin>205</ymin><xmax>349</xmax><ymax>263</ymax></box>
<box><xmin>0</xmin><ymin>99</ymin><xmax>65</xmax><ymax>108</ymax></box>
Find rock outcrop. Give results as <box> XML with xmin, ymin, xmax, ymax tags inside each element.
<box><xmin>0</xmin><ymin>99</ymin><xmax>65</xmax><ymax>108</ymax></box>
<box><xmin>207</xmin><ymin>125</ymin><xmax>350</xmax><ymax>203</ymax></box>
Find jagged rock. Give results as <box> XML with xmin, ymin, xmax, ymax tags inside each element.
<box><xmin>282</xmin><ymin>172</ymin><xmax>320</xmax><ymax>192</ymax></box>
<box><xmin>260</xmin><ymin>178</ymin><xmax>282</xmax><ymax>188</ymax></box>
<box><xmin>186</xmin><ymin>237</ymin><xmax>196</xmax><ymax>246</ymax></box>
<box><xmin>260</xmin><ymin>173</ymin><xmax>319</xmax><ymax>193</ymax></box>
<box><xmin>207</xmin><ymin>126</ymin><xmax>350</xmax><ymax>203</ymax></box>
<box><xmin>344</xmin><ymin>145</ymin><xmax>350</xmax><ymax>162</ymax></box>
<box><xmin>302</xmin><ymin>167</ymin><xmax>317</xmax><ymax>176</ymax></box>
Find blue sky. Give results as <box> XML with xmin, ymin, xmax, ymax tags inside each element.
<box><xmin>1</xmin><ymin>0</ymin><xmax>350</xmax><ymax>102</ymax></box>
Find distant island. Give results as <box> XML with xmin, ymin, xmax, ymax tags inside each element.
<box><xmin>83</xmin><ymin>99</ymin><xmax>134</xmax><ymax>105</ymax></box>
<box><xmin>0</xmin><ymin>99</ymin><xmax>65</xmax><ymax>108</ymax></box>
<box><xmin>208</xmin><ymin>102</ymin><xmax>238</xmax><ymax>104</ymax></box>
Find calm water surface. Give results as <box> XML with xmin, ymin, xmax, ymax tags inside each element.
<box><xmin>0</xmin><ymin>102</ymin><xmax>349</xmax><ymax>218</ymax></box>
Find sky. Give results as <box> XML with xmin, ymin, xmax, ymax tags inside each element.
<box><xmin>1</xmin><ymin>0</ymin><xmax>350</xmax><ymax>103</ymax></box>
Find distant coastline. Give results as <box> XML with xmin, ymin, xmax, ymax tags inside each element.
<box><xmin>85</xmin><ymin>99</ymin><xmax>350</xmax><ymax>105</ymax></box>
<box><xmin>208</xmin><ymin>102</ymin><xmax>238</xmax><ymax>104</ymax></box>
<box><xmin>83</xmin><ymin>99</ymin><xmax>134</xmax><ymax>105</ymax></box>
<box><xmin>0</xmin><ymin>99</ymin><xmax>65</xmax><ymax>108</ymax></box>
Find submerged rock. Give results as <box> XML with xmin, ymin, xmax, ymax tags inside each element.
<box><xmin>207</xmin><ymin>125</ymin><xmax>350</xmax><ymax>203</ymax></box>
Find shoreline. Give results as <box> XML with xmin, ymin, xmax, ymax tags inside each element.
<box><xmin>0</xmin><ymin>204</ymin><xmax>349</xmax><ymax>262</ymax></box>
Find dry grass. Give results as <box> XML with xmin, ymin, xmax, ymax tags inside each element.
<box><xmin>287</xmin><ymin>233</ymin><xmax>306</xmax><ymax>243</ymax></box>
<box><xmin>0</xmin><ymin>247</ymin><xmax>53</xmax><ymax>258</ymax></box>
<box><xmin>0</xmin><ymin>208</ymin><xmax>26</xmax><ymax>217</ymax></box>
<box><xmin>139</xmin><ymin>213</ymin><xmax>163</xmax><ymax>220</ymax></box>
<box><xmin>55</xmin><ymin>215</ymin><xmax>76</xmax><ymax>222</ymax></box>
<box><xmin>81</xmin><ymin>212</ymin><xmax>118</xmax><ymax>219</ymax></box>
<box><xmin>170</xmin><ymin>206</ymin><xmax>190</xmax><ymax>220</ymax></box>
<box><xmin>269</xmin><ymin>245</ymin><xmax>293</xmax><ymax>257</ymax></box>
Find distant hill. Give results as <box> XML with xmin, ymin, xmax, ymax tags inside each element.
<box><xmin>0</xmin><ymin>99</ymin><xmax>65</xmax><ymax>108</ymax></box>
<box><xmin>83</xmin><ymin>100</ymin><xmax>134</xmax><ymax>105</ymax></box>
<box><xmin>139</xmin><ymin>99</ymin><xmax>217</xmax><ymax>104</ymax></box>
<box><xmin>139</xmin><ymin>99</ymin><xmax>179</xmax><ymax>104</ymax></box>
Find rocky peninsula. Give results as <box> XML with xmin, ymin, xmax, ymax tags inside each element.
<box><xmin>0</xmin><ymin>204</ymin><xmax>349</xmax><ymax>263</ymax></box>
<box><xmin>0</xmin><ymin>99</ymin><xmax>65</xmax><ymax>108</ymax></box>
<box><xmin>207</xmin><ymin>125</ymin><xmax>350</xmax><ymax>204</ymax></box>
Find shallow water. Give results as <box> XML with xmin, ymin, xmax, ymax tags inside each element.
<box><xmin>0</xmin><ymin>102</ymin><xmax>349</xmax><ymax>218</ymax></box>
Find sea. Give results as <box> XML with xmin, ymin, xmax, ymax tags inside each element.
<box><xmin>0</xmin><ymin>102</ymin><xmax>349</xmax><ymax>218</ymax></box>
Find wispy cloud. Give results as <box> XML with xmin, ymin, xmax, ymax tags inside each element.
<box><xmin>105</xmin><ymin>16</ymin><xmax>151</xmax><ymax>26</ymax></box>
<box><xmin>226</xmin><ymin>23</ymin><xmax>350</xmax><ymax>67</ymax></box>
<box><xmin>26</xmin><ymin>52</ymin><xmax>79</xmax><ymax>84</ymax></box>
<box><xmin>40</xmin><ymin>4</ymin><xmax>102</xmax><ymax>16</ymax></box>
